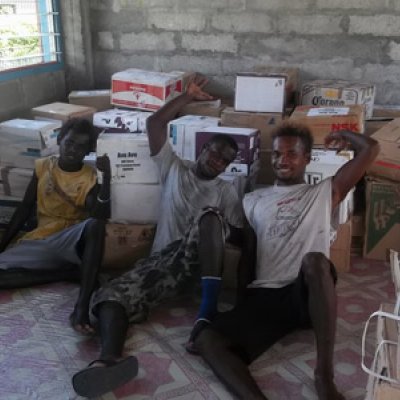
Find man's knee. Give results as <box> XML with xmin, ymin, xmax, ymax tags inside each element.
<box><xmin>198</xmin><ymin>210</ymin><xmax>223</xmax><ymax>240</ymax></box>
<box><xmin>301</xmin><ymin>252</ymin><xmax>332</xmax><ymax>282</ymax></box>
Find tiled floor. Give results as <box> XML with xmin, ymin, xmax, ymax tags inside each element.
<box><xmin>0</xmin><ymin>257</ymin><xmax>394</xmax><ymax>400</ymax></box>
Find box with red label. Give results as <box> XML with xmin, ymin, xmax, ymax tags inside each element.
<box><xmin>111</xmin><ymin>69</ymin><xmax>186</xmax><ymax>111</ymax></box>
<box><xmin>367</xmin><ymin>118</ymin><xmax>400</xmax><ymax>182</ymax></box>
<box><xmin>289</xmin><ymin>105</ymin><xmax>365</xmax><ymax>145</ymax></box>
<box><xmin>195</xmin><ymin>126</ymin><xmax>260</xmax><ymax>165</ymax></box>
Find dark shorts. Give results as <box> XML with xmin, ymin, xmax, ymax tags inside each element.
<box><xmin>210</xmin><ymin>261</ymin><xmax>337</xmax><ymax>364</ymax></box>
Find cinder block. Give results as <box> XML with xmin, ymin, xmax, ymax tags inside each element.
<box><xmin>148</xmin><ymin>11</ymin><xmax>206</xmax><ymax>31</ymax></box>
<box><xmin>278</xmin><ymin>15</ymin><xmax>343</xmax><ymax>35</ymax></box>
<box><xmin>246</xmin><ymin>0</ymin><xmax>311</xmax><ymax>11</ymax></box>
<box><xmin>181</xmin><ymin>33</ymin><xmax>237</xmax><ymax>53</ymax></box>
<box><xmin>211</xmin><ymin>13</ymin><xmax>273</xmax><ymax>33</ymax></box>
<box><xmin>349</xmin><ymin>15</ymin><xmax>400</xmax><ymax>36</ymax></box>
<box><xmin>316</xmin><ymin>0</ymin><xmax>391</xmax><ymax>9</ymax></box>
<box><xmin>120</xmin><ymin>32</ymin><xmax>175</xmax><ymax>51</ymax></box>
<box><xmin>98</xmin><ymin>31</ymin><xmax>114</xmax><ymax>50</ymax></box>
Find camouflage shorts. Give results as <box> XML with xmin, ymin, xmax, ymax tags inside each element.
<box><xmin>90</xmin><ymin>208</ymin><xmax>228</xmax><ymax>324</ymax></box>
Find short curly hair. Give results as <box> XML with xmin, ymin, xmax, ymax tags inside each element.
<box><xmin>271</xmin><ymin>121</ymin><xmax>313</xmax><ymax>154</ymax></box>
<box><xmin>57</xmin><ymin>118</ymin><xmax>98</xmax><ymax>151</ymax></box>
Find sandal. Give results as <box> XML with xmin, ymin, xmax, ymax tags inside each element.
<box><xmin>72</xmin><ymin>356</ymin><xmax>138</xmax><ymax>398</ymax></box>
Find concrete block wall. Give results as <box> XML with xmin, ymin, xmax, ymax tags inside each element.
<box><xmin>0</xmin><ymin>70</ymin><xmax>66</xmax><ymax>122</ymax></box>
<box><xmin>84</xmin><ymin>0</ymin><xmax>400</xmax><ymax>104</ymax></box>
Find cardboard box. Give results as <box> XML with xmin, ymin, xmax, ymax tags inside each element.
<box><xmin>221</xmin><ymin>107</ymin><xmax>283</xmax><ymax>150</ymax></box>
<box><xmin>110</xmin><ymin>183</ymin><xmax>161</xmax><ymax>224</ymax></box>
<box><xmin>0</xmin><ymin>119</ymin><xmax>61</xmax><ymax>169</ymax></box>
<box><xmin>352</xmin><ymin>214</ymin><xmax>365</xmax><ymax>237</ymax></box>
<box><xmin>111</xmin><ymin>69</ymin><xmax>186</xmax><ymax>111</ymax></box>
<box><xmin>68</xmin><ymin>90</ymin><xmax>111</xmax><ymax>111</ymax></box>
<box><xmin>253</xmin><ymin>65</ymin><xmax>299</xmax><ymax>106</ymax></box>
<box><xmin>102</xmin><ymin>223</ymin><xmax>155</xmax><ymax>270</ymax></box>
<box><xmin>31</xmin><ymin>102</ymin><xmax>96</xmax><ymax>122</ymax></box>
<box><xmin>301</xmin><ymin>80</ymin><xmax>375</xmax><ymax>119</ymax></box>
<box><xmin>168</xmin><ymin>115</ymin><xmax>220</xmax><ymax>161</ymax></box>
<box><xmin>178</xmin><ymin>99</ymin><xmax>226</xmax><ymax>118</ymax></box>
<box><xmin>96</xmin><ymin>133</ymin><xmax>159</xmax><ymax>184</ymax></box>
<box><xmin>93</xmin><ymin>109</ymin><xmax>152</xmax><ymax>133</ymax></box>
<box><xmin>195</xmin><ymin>126</ymin><xmax>260</xmax><ymax>166</ymax></box>
<box><xmin>330</xmin><ymin>220</ymin><xmax>352</xmax><ymax>272</ymax></box>
<box><xmin>0</xmin><ymin>166</ymin><xmax>32</xmax><ymax>197</ymax></box>
<box><xmin>289</xmin><ymin>105</ymin><xmax>365</xmax><ymax>145</ymax></box>
<box><xmin>235</xmin><ymin>73</ymin><xmax>286</xmax><ymax>113</ymax></box>
<box><xmin>367</xmin><ymin>118</ymin><xmax>400</xmax><ymax>182</ymax></box>
<box><xmin>363</xmin><ymin>178</ymin><xmax>400</xmax><ymax>261</ymax></box>
<box><xmin>306</xmin><ymin>149</ymin><xmax>354</xmax><ymax>224</ymax></box>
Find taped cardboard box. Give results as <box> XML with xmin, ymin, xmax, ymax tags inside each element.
<box><xmin>330</xmin><ymin>220</ymin><xmax>352</xmax><ymax>273</ymax></box>
<box><xmin>221</xmin><ymin>107</ymin><xmax>283</xmax><ymax>150</ymax></box>
<box><xmin>111</xmin><ymin>69</ymin><xmax>188</xmax><ymax>111</ymax></box>
<box><xmin>93</xmin><ymin>109</ymin><xmax>152</xmax><ymax>133</ymax></box>
<box><xmin>290</xmin><ymin>105</ymin><xmax>365</xmax><ymax>145</ymax></box>
<box><xmin>234</xmin><ymin>73</ymin><xmax>286</xmax><ymax>113</ymax></box>
<box><xmin>367</xmin><ymin>118</ymin><xmax>400</xmax><ymax>183</ymax></box>
<box><xmin>300</xmin><ymin>80</ymin><xmax>375</xmax><ymax>119</ymax></box>
<box><xmin>168</xmin><ymin>115</ymin><xmax>220</xmax><ymax>161</ymax></box>
<box><xmin>68</xmin><ymin>90</ymin><xmax>111</xmax><ymax>111</ymax></box>
<box><xmin>253</xmin><ymin>65</ymin><xmax>299</xmax><ymax>106</ymax></box>
<box><xmin>0</xmin><ymin>119</ymin><xmax>61</xmax><ymax>169</ymax></box>
<box><xmin>102</xmin><ymin>223</ymin><xmax>155</xmax><ymax>270</ymax></box>
<box><xmin>178</xmin><ymin>99</ymin><xmax>226</xmax><ymax>118</ymax></box>
<box><xmin>363</xmin><ymin>178</ymin><xmax>400</xmax><ymax>261</ymax></box>
<box><xmin>96</xmin><ymin>133</ymin><xmax>159</xmax><ymax>184</ymax></box>
<box><xmin>32</xmin><ymin>102</ymin><xmax>96</xmax><ymax>122</ymax></box>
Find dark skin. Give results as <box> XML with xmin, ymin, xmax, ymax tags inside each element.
<box><xmin>195</xmin><ymin>130</ymin><xmax>379</xmax><ymax>400</ymax></box>
<box><xmin>0</xmin><ymin>129</ymin><xmax>111</xmax><ymax>335</ymax></box>
<box><xmin>79</xmin><ymin>75</ymin><xmax>241</xmax><ymax>382</ymax></box>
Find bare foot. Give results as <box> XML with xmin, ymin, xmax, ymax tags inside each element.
<box><xmin>315</xmin><ymin>372</ymin><xmax>345</xmax><ymax>400</ymax></box>
<box><xmin>70</xmin><ymin>306</ymin><xmax>94</xmax><ymax>335</ymax></box>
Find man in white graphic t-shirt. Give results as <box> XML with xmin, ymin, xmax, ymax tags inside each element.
<box><xmin>195</xmin><ymin>121</ymin><xmax>379</xmax><ymax>400</ymax></box>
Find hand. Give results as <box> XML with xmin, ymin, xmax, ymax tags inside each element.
<box><xmin>186</xmin><ymin>74</ymin><xmax>214</xmax><ymax>101</ymax></box>
<box><xmin>324</xmin><ymin>131</ymin><xmax>349</xmax><ymax>151</ymax></box>
<box><xmin>96</xmin><ymin>154</ymin><xmax>111</xmax><ymax>176</ymax></box>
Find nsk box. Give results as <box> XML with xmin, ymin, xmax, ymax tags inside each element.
<box><xmin>0</xmin><ymin>119</ymin><xmax>61</xmax><ymax>169</ymax></box>
<box><xmin>111</xmin><ymin>69</ymin><xmax>186</xmax><ymax>111</ymax></box>
<box><xmin>235</xmin><ymin>73</ymin><xmax>286</xmax><ymax>113</ymax></box>
<box><xmin>301</xmin><ymin>80</ymin><xmax>375</xmax><ymax>119</ymax></box>
<box><xmin>290</xmin><ymin>105</ymin><xmax>365</xmax><ymax>145</ymax></box>
<box><xmin>168</xmin><ymin>115</ymin><xmax>220</xmax><ymax>161</ymax></box>
<box><xmin>96</xmin><ymin>133</ymin><xmax>159</xmax><ymax>184</ymax></box>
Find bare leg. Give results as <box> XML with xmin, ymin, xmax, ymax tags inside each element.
<box><xmin>196</xmin><ymin>328</ymin><xmax>267</xmax><ymax>400</ymax></box>
<box><xmin>186</xmin><ymin>212</ymin><xmax>225</xmax><ymax>351</ymax></box>
<box><xmin>301</xmin><ymin>252</ymin><xmax>345</xmax><ymax>400</ymax></box>
<box><xmin>70</xmin><ymin>219</ymin><xmax>106</xmax><ymax>334</ymax></box>
<box><xmin>0</xmin><ymin>267</ymin><xmax>79</xmax><ymax>289</ymax></box>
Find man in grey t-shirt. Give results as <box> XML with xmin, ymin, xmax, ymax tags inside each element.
<box><xmin>72</xmin><ymin>75</ymin><xmax>244</xmax><ymax>398</ymax></box>
<box><xmin>195</xmin><ymin>121</ymin><xmax>379</xmax><ymax>400</ymax></box>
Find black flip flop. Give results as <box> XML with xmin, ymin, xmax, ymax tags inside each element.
<box><xmin>72</xmin><ymin>356</ymin><xmax>138</xmax><ymax>398</ymax></box>
<box><xmin>185</xmin><ymin>319</ymin><xmax>210</xmax><ymax>355</ymax></box>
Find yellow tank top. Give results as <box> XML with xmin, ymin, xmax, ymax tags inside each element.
<box><xmin>21</xmin><ymin>156</ymin><xmax>97</xmax><ymax>241</ymax></box>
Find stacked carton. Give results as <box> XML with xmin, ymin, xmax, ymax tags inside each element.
<box><xmin>96</xmin><ymin>133</ymin><xmax>161</xmax><ymax>224</ymax></box>
<box><xmin>0</xmin><ymin>119</ymin><xmax>61</xmax><ymax>228</ymax></box>
<box><xmin>31</xmin><ymin>102</ymin><xmax>96</xmax><ymax>123</ymax></box>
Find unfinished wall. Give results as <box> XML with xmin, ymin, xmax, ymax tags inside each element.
<box><xmin>82</xmin><ymin>0</ymin><xmax>400</xmax><ymax>105</ymax></box>
<box><xmin>0</xmin><ymin>70</ymin><xmax>66</xmax><ymax>122</ymax></box>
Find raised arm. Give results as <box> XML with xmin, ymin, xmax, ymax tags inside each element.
<box><xmin>146</xmin><ymin>74</ymin><xmax>213</xmax><ymax>156</ymax></box>
<box><xmin>0</xmin><ymin>172</ymin><xmax>37</xmax><ymax>252</ymax></box>
<box><xmin>327</xmin><ymin>131</ymin><xmax>380</xmax><ymax>211</ymax></box>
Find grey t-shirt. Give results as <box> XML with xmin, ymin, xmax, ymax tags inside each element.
<box><xmin>243</xmin><ymin>178</ymin><xmax>336</xmax><ymax>288</ymax></box>
<box><xmin>151</xmin><ymin>142</ymin><xmax>244</xmax><ymax>253</ymax></box>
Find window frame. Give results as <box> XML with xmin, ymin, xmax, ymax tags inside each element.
<box><xmin>0</xmin><ymin>0</ymin><xmax>63</xmax><ymax>82</ymax></box>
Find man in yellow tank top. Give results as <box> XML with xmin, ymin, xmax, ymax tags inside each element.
<box><xmin>0</xmin><ymin>118</ymin><xmax>111</xmax><ymax>335</ymax></box>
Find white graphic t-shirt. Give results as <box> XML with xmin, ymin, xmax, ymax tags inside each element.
<box><xmin>151</xmin><ymin>141</ymin><xmax>244</xmax><ymax>253</ymax></box>
<box><xmin>243</xmin><ymin>178</ymin><xmax>336</xmax><ymax>288</ymax></box>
